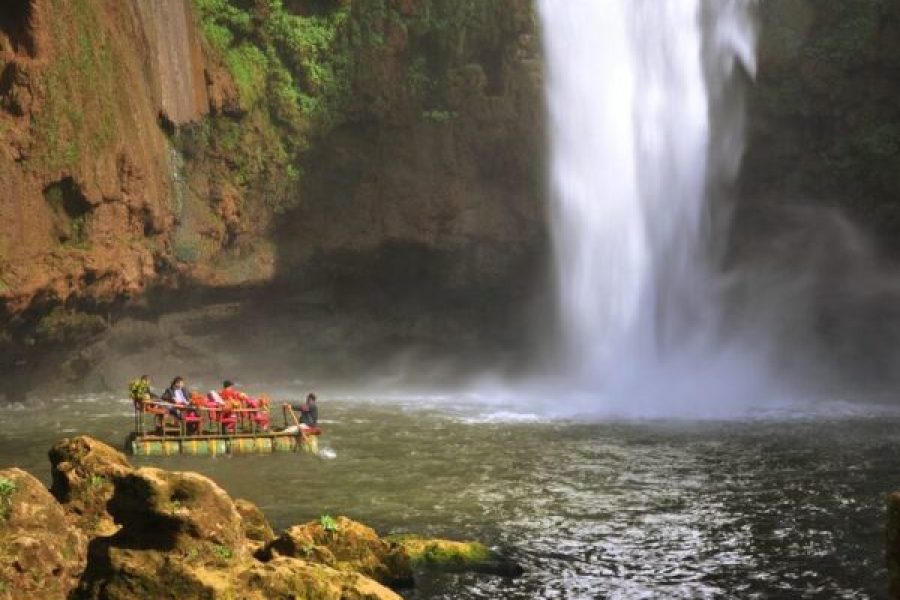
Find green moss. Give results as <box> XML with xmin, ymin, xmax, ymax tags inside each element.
<box><xmin>211</xmin><ymin>543</ymin><xmax>233</xmax><ymax>563</ymax></box>
<box><xmin>0</xmin><ymin>477</ymin><xmax>16</xmax><ymax>520</ymax></box>
<box><xmin>30</xmin><ymin>0</ymin><xmax>119</xmax><ymax>171</ymax></box>
<box><xmin>318</xmin><ymin>514</ymin><xmax>340</xmax><ymax>533</ymax></box>
<box><xmin>188</xmin><ymin>0</ymin><xmax>354</xmax><ymax>213</ymax></box>
<box><xmin>386</xmin><ymin>535</ymin><xmax>494</xmax><ymax>571</ymax></box>
<box><xmin>225</xmin><ymin>43</ymin><xmax>268</xmax><ymax>109</ymax></box>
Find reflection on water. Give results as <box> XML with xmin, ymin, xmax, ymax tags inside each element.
<box><xmin>0</xmin><ymin>395</ymin><xmax>897</xmax><ymax>598</ymax></box>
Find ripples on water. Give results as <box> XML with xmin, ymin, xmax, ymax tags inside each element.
<box><xmin>0</xmin><ymin>395</ymin><xmax>897</xmax><ymax>598</ymax></box>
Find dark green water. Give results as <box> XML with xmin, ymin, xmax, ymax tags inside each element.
<box><xmin>1</xmin><ymin>394</ymin><xmax>898</xmax><ymax>598</ymax></box>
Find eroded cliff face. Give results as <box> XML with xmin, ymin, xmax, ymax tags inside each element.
<box><xmin>0</xmin><ymin>0</ymin><xmax>235</xmax><ymax>349</ymax></box>
<box><xmin>0</xmin><ymin>0</ymin><xmax>545</xmax><ymax>396</ymax></box>
<box><xmin>4</xmin><ymin>0</ymin><xmax>896</xmax><ymax>397</ymax></box>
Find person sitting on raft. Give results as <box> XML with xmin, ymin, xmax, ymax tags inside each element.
<box><xmin>128</xmin><ymin>374</ymin><xmax>158</xmax><ymax>404</ymax></box>
<box><xmin>291</xmin><ymin>393</ymin><xmax>319</xmax><ymax>428</ymax></box>
<box><xmin>162</xmin><ymin>376</ymin><xmax>191</xmax><ymax>417</ymax></box>
<box><xmin>220</xmin><ymin>380</ymin><xmax>270</xmax><ymax>430</ymax></box>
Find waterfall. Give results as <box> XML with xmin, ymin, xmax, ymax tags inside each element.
<box><xmin>538</xmin><ymin>0</ymin><xmax>759</xmax><ymax>409</ymax></box>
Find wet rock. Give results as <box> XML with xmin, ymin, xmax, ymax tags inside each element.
<box><xmin>49</xmin><ymin>435</ymin><xmax>132</xmax><ymax>535</ymax></box>
<box><xmin>105</xmin><ymin>467</ymin><xmax>247</xmax><ymax>556</ymax></box>
<box><xmin>386</xmin><ymin>535</ymin><xmax>523</xmax><ymax>576</ymax></box>
<box><xmin>239</xmin><ymin>556</ymin><xmax>403</xmax><ymax>600</ymax></box>
<box><xmin>64</xmin><ymin>441</ymin><xmax>397</xmax><ymax>599</ymax></box>
<box><xmin>887</xmin><ymin>492</ymin><xmax>900</xmax><ymax>599</ymax></box>
<box><xmin>0</xmin><ymin>467</ymin><xmax>86</xmax><ymax>600</ymax></box>
<box><xmin>6</xmin><ymin>437</ymin><xmax>504</xmax><ymax>598</ymax></box>
<box><xmin>259</xmin><ymin>516</ymin><xmax>414</xmax><ymax>588</ymax></box>
<box><xmin>235</xmin><ymin>498</ymin><xmax>276</xmax><ymax>548</ymax></box>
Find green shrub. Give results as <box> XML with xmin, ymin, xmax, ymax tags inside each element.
<box><xmin>0</xmin><ymin>476</ymin><xmax>17</xmax><ymax>519</ymax></box>
<box><xmin>319</xmin><ymin>514</ymin><xmax>340</xmax><ymax>533</ymax></box>
<box><xmin>211</xmin><ymin>544</ymin><xmax>233</xmax><ymax>561</ymax></box>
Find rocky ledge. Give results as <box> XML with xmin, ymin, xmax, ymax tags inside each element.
<box><xmin>0</xmin><ymin>436</ymin><xmax>520</xmax><ymax>600</ymax></box>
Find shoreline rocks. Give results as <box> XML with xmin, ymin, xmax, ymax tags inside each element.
<box><xmin>0</xmin><ymin>435</ymin><xmax>521</xmax><ymax>599</ymax></box>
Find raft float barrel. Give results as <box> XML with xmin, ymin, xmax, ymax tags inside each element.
<box><xmin>127</xmin><ymin>401</ymin><xmax>320</xmax><ymax>456</ymax></box>
<box><xmin>127</xmin><ymin>431</ymin><xmax>318</xmax><ymax>456</ymax></box>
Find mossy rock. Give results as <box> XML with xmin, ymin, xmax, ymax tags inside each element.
<box><xmin>105</xmin><ymin>467</ymin><xmax>247</xmax><ymax>557</ymax></box>
<box><xmin>259</xmin><ymin>516</ymin><xmax>413</xmax><ymax>588</ymax></box>
<box><xmin>239</xmin><ymin>556</ymin><xmax>402</xmax><ymax>600</ymax></box>
<box><xmin>49</xmin><ymin>436</ymin><xmax>132</xmax><ymax>536</ymax></box>
<box><xmin>385</xmin><ymin>535</ymin><xmax>523</xmax><ymax>576</ymax></box>
<box><xmin>235</xmin><ymin>498</ymin><xmax>275</xmax><ymax>547</ymax></box>
<box><xmin>0</xmin><ymin>468</ymin><xmax>87</xmax><ymax>600</ymax></box>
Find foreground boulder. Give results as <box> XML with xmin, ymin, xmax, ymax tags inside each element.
<box><xmin>49</xmin><ymin>435</ymin><xmax>132</xmax><ymax>535</ymax></box>
<box><xmin>0</xmin><ymin>468</ymin><xmax>87</xmax><ymax>600</ymax></box>
<box><xmin>387</xmin><ymin>535</ymin><xmax>523</xmax><ymax>576</ymax></box>
<box><xmin>70</xmin><ymin>457</ymin><xmax>400</xmax><ymax>599</ymax></box>
<box><xmin>239</xmin><ymin>557</ymin><xmax>402</xmax><ymax>600</ymax></box>
<box><xmin>259</xmin><ymin>516</ymin><xmax>414</xmax><ymax>587</ymax></box>
<box><xmin>2</xmin><ymin>437</ymin><xmax>505</xmax><ymax>599</ymax></box>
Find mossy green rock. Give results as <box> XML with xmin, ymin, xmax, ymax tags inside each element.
<box><xmin>260</xmin><ymin>516</ymin><xmax>414</xmax><ymax>587</ymax></box>
<box><xmin>49</xmin><ymin>435</ymin><xmax>132</xmax><ymax>536</ymax></box>
<box><xmin>386</xmin><ymin>535</ymin><xmax>523</xmax><ymax>576</ymax></box>
<box><xmin>0</xmin><ymin>468</ymin><xmax>87</xmax><ymax>600</ymax></box>
<box><xmin>235</xmin><ymin>497</ymin><xmax>276</xmax><ymax>547</ymax></box>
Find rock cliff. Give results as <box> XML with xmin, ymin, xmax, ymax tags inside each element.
<box><xmin>2</xmin><ymin>0</ymin><xmax>899</xmax><ymax>396</ymax></box>
<box><xmin>0</xmin><ymin>0</ymin><xmax>544</xmax><ymax>396</ymax></box>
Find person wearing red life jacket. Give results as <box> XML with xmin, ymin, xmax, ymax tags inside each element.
<box><xmin>220</xmin><ymin>380</ymin><xmax>269</xmax><ymax>431</ymax></box>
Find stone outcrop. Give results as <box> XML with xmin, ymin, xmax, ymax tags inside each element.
<box><xmin>0</xmin><ymin>436</ymin><xmax>517</xmax><ymax>599</ymax></box>
<box><xmin>0</xmin><ymin>0</ymin><xmax>546</xmax><ymax>399</ymax></box>
<box><xmin>387</xmin><ymin>534</ymin><xmax>523</xmax><ymax>576</ymax></box>
<box><xmin>49</xmin><ymin>434</ymin><xmax>131</xmax><ymax>535</ymax></box>
<box><xmin>259</xmin><ymin>516</ymin><xmax>414</xmax><ymax>588</ymax></box>
<box><xmin>235</xmin><ymin>497</ymin><xmax>276</xmax><ymax>549</ymax></box>
<box><xmin>0</xmin><ymin>467</ymin><xmax>87</xmax><ymax>600</ymax></box>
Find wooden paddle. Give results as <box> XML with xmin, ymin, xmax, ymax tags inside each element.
<box><xmin>283</xmin><ymin>403</ymin><xmax>308</xmax><ymax>447</ymax></box>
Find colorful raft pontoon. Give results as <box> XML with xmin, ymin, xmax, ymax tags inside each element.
<box><xmin>126</xmin><ymin>401</ymin><xmax>321</xmax><ymax>456</ymax></box>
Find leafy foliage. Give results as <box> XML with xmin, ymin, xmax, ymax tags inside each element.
<box><xmin>211</xmin><ymin>543</ymin><xmax>233</xmax><ymax>561</ymax></box>
<box><xmin>319</xmin><ymin>514</ymin><xmax>340</xmax><ymax>533</ymax></box>
<box><xmin>189</xmin><ymin>0</ymin><xmax>353</xmax><ymax>213</ymax></box>
<box><xmin>0</xmin><ymin>476</ymin><xmax>16</xmax><ymax>519</ymax></box>
<box><xmin>31</xmin><ymin>0</ymin><xmax>118</xmax><ymax>171</ymax></box>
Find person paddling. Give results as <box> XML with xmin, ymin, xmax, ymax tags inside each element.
<box><xmin>301</xmin><ymin>393</ymin><xmax>318</xmax><ymax>427</ymax></box>
<box><xmin>290</xmin><ymin>393</ymin><xmax>318</xmax><ymax>428</ymax></box>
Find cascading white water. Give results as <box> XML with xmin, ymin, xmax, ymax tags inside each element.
<box><xmin>538</xmin><ymin>0</ymin><xmax>758</xmax><ymax>407</ymax></box>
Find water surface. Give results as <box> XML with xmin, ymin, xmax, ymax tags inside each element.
<box><xmin>0</xmin><ymin>395</ymin><xmax>896</xmax><ymax>598</ymax></box>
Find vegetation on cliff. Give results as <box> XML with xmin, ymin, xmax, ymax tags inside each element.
<box><xmin>748</xmin><ymin>0</ymin><xmax>900</xmax><ymax>240</ymax></box>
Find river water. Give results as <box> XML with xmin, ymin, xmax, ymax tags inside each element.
<box><xmin>0</xmin><ymin>394</ymin><xmax>897</xmax><ymax>599</ymax></box>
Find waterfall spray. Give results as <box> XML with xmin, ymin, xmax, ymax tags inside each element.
<box><xmin>538</xmin><ymin>0</ymin><xmax>762</xmax><ymax>412</ymax></box>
